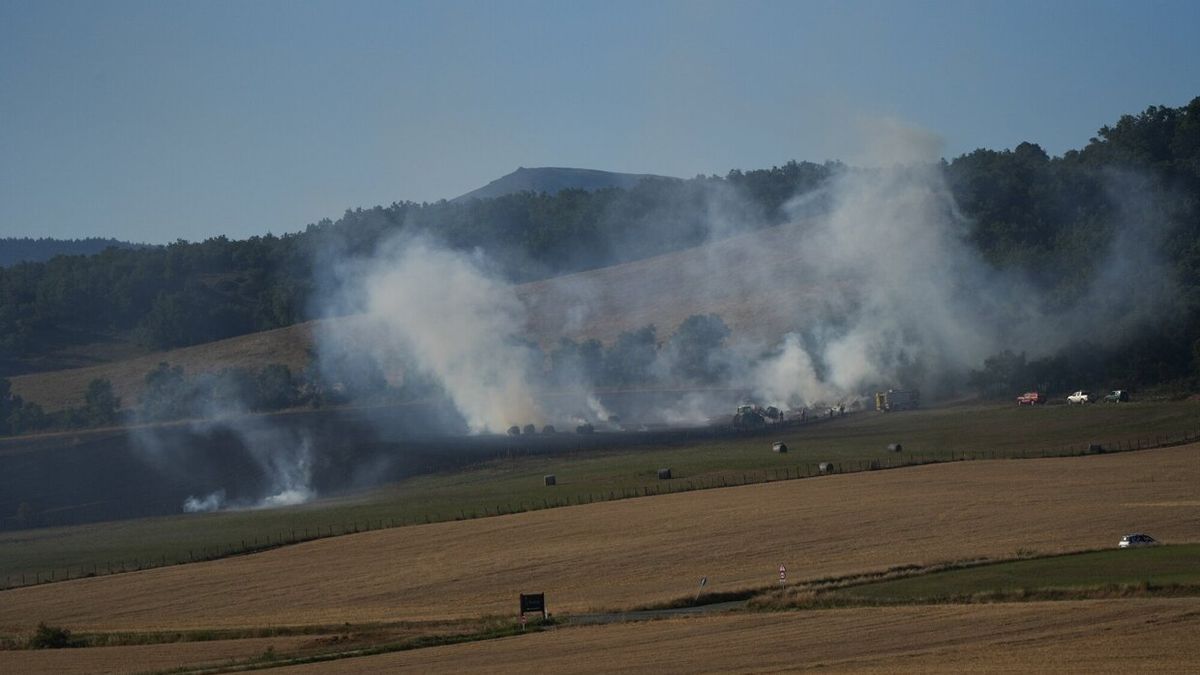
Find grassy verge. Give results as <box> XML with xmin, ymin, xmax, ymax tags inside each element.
<box><xmin>750</xmin><ymin>544</ymin><xmax>1200</xmax><ymax>610</ymax></box>
<box><xmin>2</xmin><ymin>401</ymin><xmax>1198</xmax><ymax>588</ymax></box>
<box><xmin>0</xmin><ymin>615</ymin><xmax>554</xmax><ymax>675</ymax></box>
<box><xmin>0</xmin><ymin>618</ymin><xmax>480</xmax><ymax>651</ymax></box>
<box><xmin>144</xmin><ymin>616</ymin><xmax>554</xmax><ymax>675</ymax></box>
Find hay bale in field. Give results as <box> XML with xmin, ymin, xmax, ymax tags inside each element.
<box><xmin>544</xmin><ymin>474</ymin><xmax>556</xmax><ymax>486</ymax></box>
<box><xmin>657</xmin><ymin>468</ymin><xmax>672</xmax><ymax>480</ymax></box>
<box><xmin>522</xmin><ymin>424</ymin><xmax>537</xmax><ymax>435</ymax></box>
<box><xmin>819</xmin><ymin>462</ymin><xmax>835</xmax><ymax>474</ymax></box>
<box><xmin>887</xmin><ymin>443</ymin><xmax>903</xmax><ymax>452</ymax></box>
<box><xmin>1088</xmin><ymin>443</ymin><xmax>1105</xmax><ymax>454</ymax></box>
<box><xmin>772</xmin><ymin>442</ymin><xmax>788</xmax><ymax>453</ymax></box>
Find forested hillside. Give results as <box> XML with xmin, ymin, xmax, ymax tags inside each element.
<box><xmin>1</xmin><ymin>98</ymin><xmax>1198</xmax><ymax>392</ymax></box>
<box><xmin>0</xmin><ymin>237</ymin><xmax>145</xmax><ymax>267</ymax></box>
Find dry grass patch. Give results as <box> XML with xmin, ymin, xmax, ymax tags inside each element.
<box><xmin>8</xmin><ymin>322</ymin><xmax>316</xmax><ymax>412</ymax></box>
<box><xmin>1</xmin><ymin>446</ymin><xmax>1197</xmax><ymax>633</ymax></box>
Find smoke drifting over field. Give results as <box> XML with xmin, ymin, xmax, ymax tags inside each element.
<box><xmin>311</xmin><ymin>121</ymin><xmax>1181</xmax><ymax>431</ymax></box>
<box><xmin>132</xmin><ymin>390</ymin><xmax>316</xmax><ymax>512</ymax></box>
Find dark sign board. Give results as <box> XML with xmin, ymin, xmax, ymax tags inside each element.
<box><xmin>520</xmin><ymin>593</ymin><xmax>546</xmax><ymax>616</ymax></box>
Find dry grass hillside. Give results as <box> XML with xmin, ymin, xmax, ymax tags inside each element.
<box><xmin>10</xmin><ymin>322</ymin><xmax>317</xmax><ymax>412</ymax></box>
<box><xmin>2</xmin><ymin>445</ymin><xmax>1196</xmax><ymax>633</ymax></box>
<box><xmin>10</xmin><ymin>224</ymin><xmax>818</xmax><ymax>411</ymax></box>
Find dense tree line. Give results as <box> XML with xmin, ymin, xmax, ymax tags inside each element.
<box><xmin>0</xmin><ymin>360</ymin><xmax>318</xmax><ymax>436</ymax></box>
<box><xmin>955</xmin><ymin>98</ymin><xmax>1200</xmax><ymax>393</ymax></box>
<box><xmin>0</xmin><ymin>376</ymin><xmax>120</xmax><ymax>436</ymax></box>
<box><xmin>0</xmin><ymin>162</ymin><xmax>834</xmax><ymax>367</ymax></box>
<box><xmin>0</xmin><ymin>237</ymin><xmax>144</xmax><ymax>268</ymax></box>
<box><xmin>1</xmin><ymin>98</ymin><xmax>1198</xmax><ymax>395</ymax></box>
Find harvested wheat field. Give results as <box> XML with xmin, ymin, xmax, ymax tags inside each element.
<box><xmin>0</xmin><ymin>635</ymin><xmax>311</xmax><ymax>675</ymax></box>
<box><xmin>269</xmin><ymin>598</ymin><xmax>1200</xmax><ymax>674</ymax></box>
<box><xmin>1</xmin><ymin>447</ymin><xmax>1197</xmax><ymax>632</ymax></box>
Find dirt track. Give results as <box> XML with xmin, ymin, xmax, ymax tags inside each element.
<box><xmin>269</xmin><ymin>598</ymin><xmax>1200</xmax><ymax>674</ymax></box>
<box><xmin>1</xmin><ymin>446</ymin><xmax>1197</xmax><ymax>632</ymax></box>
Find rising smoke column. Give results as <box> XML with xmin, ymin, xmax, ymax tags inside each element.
<box><xmin>747</xmin><ymin>120</ymin><xmax>1181</xmax><ymax>408</ymax></box>
<box><xmin>326</xmin><ymin>236</ymin><xmax>543</xmax><ymax>433</ymax></box>
<box><xmin>136</xmin><ymin>399</ymin><xmax>316</xmax><ymax>513</ymax></box>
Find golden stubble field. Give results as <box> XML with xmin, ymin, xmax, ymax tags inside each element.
<box><xmin>0</xmin><ymin>636</ymin><xmax>312</xmax><ymax>675</ymax></box>
<box><xmin>1</xmin><ymin>446</ymin><xmax>1197</xmax><ymax>634</ymax></box>
<box><xmin>268</xmin><ymin>598</ymin><xmax>1200</xmax><ymax>674</ymax></box>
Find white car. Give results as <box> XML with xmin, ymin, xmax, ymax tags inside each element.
<box><xmin>1118</xmin><ymin>533</ymin><xmax>1157</xmax><ymax>548</ymax></box>
<box><xmin>1067</xmin><ymin>390</ymin><xmax>1092</xmax><ymax>404</ymax></box>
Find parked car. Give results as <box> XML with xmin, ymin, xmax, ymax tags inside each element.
<box><xmin>1118</xmin><ymin>533</ymin><xmax>1157</xmax><ymax>548</ymax></box>
<box><xmin>1067</xmin><ymin>390</ymin><xmax>1093</xmax><ymax>404</ymax></box>
<box><xmin>1016</xmin><ymin>391</ymin><xmax>1045</xmax><ymax>405</ymax></box>
<box><xmin>1104</xmin><ymin>389</ymin><xmax>1130</xmax><ymax>403</ymax></box>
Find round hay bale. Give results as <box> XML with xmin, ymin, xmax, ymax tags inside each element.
<box><xmin>819</xmin><ymin>462</ymin><xmax>835</xmax><ymax>474</ymax></box>
<box><xmin>772</xmin><ymin>442</ymin><xmax>788</xmax><ymax>453</ymax></box>
<box><xmin>1088</xmin><ymin>443</ymin><xmax>1105</xmax><ymax>454</ymax></box>
<box><xmin>657</xmin><ymin>468</ymin><xmax>672</xmax><ymax>480</ymax></box>
<box><xmin>887</xmin><ymin>443</ymin><xmax>903</xmax><ymax>452</ymax></box>
<box><xmin>544</xmin><ymin>474</ymin><xmax>557</xmax><ymax>486</ymax></box>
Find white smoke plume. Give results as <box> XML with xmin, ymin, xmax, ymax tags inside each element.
<box><xmin>183</xmin><ymin>490</ymin><xmax>225</xmax><ymax>513</ymax></box>
<box><xmin>311</xmin><ymin>120</ymin><xmax>1181</xmax><ymax>428</ymax></box>
<box><xmin>325</xmin><ymin>236</ymin><xmax>543</xmax><ymax>433</ymax></box>
<box><xmin>133</xmin><ymin>388</ymin><xmax>317</xmax><ymax>512</ymax></box>
<box><xmin>743</xmin><ymin>123</ymin><xmax>1180</xmax><ymax>409</ymax></box>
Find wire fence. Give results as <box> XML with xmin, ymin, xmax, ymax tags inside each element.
<box><xmin>3</xmin><ymin>426</ymin><xmax>1198</xmax><ymax>593</ymax></box>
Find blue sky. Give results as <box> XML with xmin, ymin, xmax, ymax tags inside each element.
<box><xmin>1</xmin><ymin>0</ymin><xmax>1197</xmax><ymax>243</ymax></box>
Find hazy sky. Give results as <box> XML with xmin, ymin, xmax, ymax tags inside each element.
<box><xmin>1</xmin><ymin>0</ymin><xmax>1197</xmax><ymax>243</ymax></box>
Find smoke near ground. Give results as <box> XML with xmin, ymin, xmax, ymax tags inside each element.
<box><xmin>132</xmin><ymin>379</ymin><xmax>316</xmax><ymax>512</ymax></box>
<box><xmin>313</xmin><ymin>120</ymin><xmax>1183</xmax><ymax>430</ymax></box>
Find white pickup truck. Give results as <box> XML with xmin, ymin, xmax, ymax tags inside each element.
<box><xmin>1067</xmin><ymin>390</ymin><xmax>1093</xmax><ymax>404</ymax></box>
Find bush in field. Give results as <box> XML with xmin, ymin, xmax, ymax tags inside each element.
<box><xmin>29</xmin><ymin>623</ymin><xmax>75</xmax><ymax>649</ymax></box>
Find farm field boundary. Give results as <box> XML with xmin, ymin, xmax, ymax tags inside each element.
<box><xmin>1</xmin><ymin>445</ymin><xmax>1196</xmax><ymax>633</ymax></box>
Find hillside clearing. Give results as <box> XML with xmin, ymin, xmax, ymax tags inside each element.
<box><xmin>8</xmin><ymin>220</ymin><xmax>825</xmax><ymax>412</ymax></box>
<box><xmin>1</xmin><ymin>445</ymin><xmax>1196</xmax><ymax>633</ymax></box>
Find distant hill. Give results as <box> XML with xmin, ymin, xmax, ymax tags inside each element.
<box><xmin>451</xmin><ymin>166</ymin><xmax>676</xmax><ymax>202</ymax></box>
<box><xmin>9</xmin><ymin>221</ymin><xmax>815</xmax><ymax>412</ymax></box>
<box><xmin>0</xmin><ymin>237</ymin><xmax>147</xmax><ymax>267</ymax></box>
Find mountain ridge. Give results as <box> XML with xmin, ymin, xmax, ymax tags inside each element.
<box><xmin>451</xmin><ymin>166</ymin><xmax>677</xmax><ymax>202</ymax></box>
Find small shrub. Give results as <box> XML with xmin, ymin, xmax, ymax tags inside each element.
<box><xmin>28</xmin><ymin>623</ymin><xmax>75</xmax><ymax>649</ymax></box>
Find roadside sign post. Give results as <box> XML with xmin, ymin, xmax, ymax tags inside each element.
<box><xmin>779</xmin><ymin>564</ymin><xmax>786</xmax><ymax>585</ymax></box>
<box><xmin>519</xmin><ymin>593</ymin><xmax>546</xmax><ymax>630</ymax></box>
